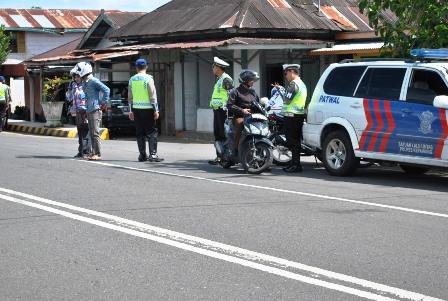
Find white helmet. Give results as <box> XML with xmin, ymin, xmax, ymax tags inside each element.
<box><xmin>70</xmin><ymin>66</ymin><xmax>80</xmax><ymax>76</ymax></box>
<box><xmin>74</xmin><ymin>62</ymin><xmax>92</xmax><ymax>77</ymax></box>
<box><xmin>259</xmin><ymin>97</ymin><xmax>269</xmax><ymax>107</ymax></box>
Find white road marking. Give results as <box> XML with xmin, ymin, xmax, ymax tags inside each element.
<box><xmin>0</xmin><ymin>187</ymin><xmax>444</xmax><ymax>301</ymax></box>
<box><xmin>81</xmin><ymin>160</ymin><xmax>448</xmax><ymax>219</ymax></box>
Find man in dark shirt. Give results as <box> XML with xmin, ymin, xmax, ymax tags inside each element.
<box><xmin>227</xmin><ymin>70</ymin><xmax>260</xmax><ymax>155</ymax></box>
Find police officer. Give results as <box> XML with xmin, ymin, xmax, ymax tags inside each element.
<box><xmin>208</xmin><ymin>57</ymin><xmax>234</xmax><ymax>165</ymax></box>
<box><xmin>272</xmin><ymin>64</ymin><xmax>307</xmax><ymax>172</ymax></box>
<box><xmin>0</xmin><ymin>76</ymin><xmax>11</xmax><ymax>132</ymax></box>
<box><xmin>128</xmin><ymin>59</ymin><xmax>164</xmax><ymax>162</ymax></box>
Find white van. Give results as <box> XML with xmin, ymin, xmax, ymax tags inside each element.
<box><xmin>303</xmin><ymin>49</ymin><xmax>448</xmax><ymax>176</ymax></box>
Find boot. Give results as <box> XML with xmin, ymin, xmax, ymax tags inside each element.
<box><xmin>148</xmin><ymin>134</ymin><xmax>164</xmax><ymax>162</ymax></box>
<box><xmin>284</xmin><ymin>164</ymin><xmax>303</xmax><ymax>173</ymax></box>
<box><xmin>208</xmin><ymin>156</ymin><xmax>220</xmax><ymax>165</ymax></box>
<box><xmin>283</xmin><ymin>147</ymin><xmax>302</xmax><ymax>173</ymax></box>
<box><xmin>137</xmin><ymin>137</ymin><xmax>147</xmax><ymax>161</ymax></box>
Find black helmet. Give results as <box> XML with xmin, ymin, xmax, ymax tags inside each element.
<box><xmin>238</xmin><ymin>70</ymin><xmax>259</xmax><ymax>86</ymax></box>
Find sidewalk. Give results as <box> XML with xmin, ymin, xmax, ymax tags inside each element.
<box><xmin>5</xmin><ymin>120</ymin><xmax>110</xmax><ymax>140</ymax></box>
<box><xmin>4</xmin><ymin>119</ymin><xmax>215</xmax><ymax>143</ymax></box>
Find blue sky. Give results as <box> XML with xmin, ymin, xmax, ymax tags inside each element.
<box><xmin>0</xmin><ymin>0</ymin><xmax>171</xmax><ymax>12</ymax></box>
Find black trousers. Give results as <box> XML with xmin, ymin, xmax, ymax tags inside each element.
<box><xmin>283</xmin><ymin>114</ymin><xmax>305</xmax><ymax>165</ymax></box>
<box><xmin>75</xmin><ymin>110</ymin><xmax>91</xmax><ymax>155</ymax></box>
<box><xmin>0</xmin><ymin>101</ymin><xmax>6</xmax><ymax>130</ymax></box>
<box><xmin>213</xmin><ymin>108</ymin><xmax>227</xmax><ymax>142</ymax></box>
<box><xmin>134</xmin><ymin>109</ymin><xmax>158</xmax><ymax>154</ymax></box>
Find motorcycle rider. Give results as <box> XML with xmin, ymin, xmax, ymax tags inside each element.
<box><xmin>227</xmin><ymin>70</ymin><xmax>260</xmax><ymax>156</ymax></box>
<box><xmin>272</xmin><ymin>64</ymin><xmax>307</xmax><ymax>172</ymax></box>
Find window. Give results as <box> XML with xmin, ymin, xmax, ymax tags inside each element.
<box><xmin>406</xmin><ymin>69</ymin><xmax>448</xmax><ymax>105</ymax></box>
<box><xmin>355</xmin><ymin>67</ymin><xmax>406</xmax><ymax>100</ymax></box>
<box><xmin>7</xmin><ymin>31</ymin><xmax>26</xmax><ymax>53</ymax></box>
<box><xmin>323</xmin><ymin>66</ymin><xmax>366</xmax><ymax>97</ymax></box>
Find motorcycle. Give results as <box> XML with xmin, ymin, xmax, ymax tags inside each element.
<box><xmin>267</xmin><ymin>111</ymin><xmax>321</xmax><ymax>166</ymax></box>
<box><xmin>214</xmin><ymin>101</ymin><xmax>274</xmax><ymax>174</ymax></box>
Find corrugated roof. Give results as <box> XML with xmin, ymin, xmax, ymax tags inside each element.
<box><xmin>0</xmin><ymin>9</ymin><xmax>103</xmax><ymax>30</ymax></box>
<box><xmin>76</xmin><ymin>10</ymin><xmax>145</xmax><ymax>49</ymax></box>
<box><xmin>110</xmin><ymin>0</ymin><xmax>396</xmax><ymax>41</ymax></box>
<box><xmin>308</xmin><ymin>42</ymin><xmax>384</xmax><ymax>55</ymax></box>
<box><xmin>104</xmin><ymin>11</ymin><xmax>145</xmax><ymax>28</ymax></box>
<box><xmin>25</xmin><ymin>37</ymin><xmax>325</xmax><ymax>65</ymax></box>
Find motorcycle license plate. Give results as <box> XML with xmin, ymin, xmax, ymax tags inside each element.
<box><xmin>120</xmin><ymin>106</ymin><xmax>130</xmax><ymax>115</ymax></box>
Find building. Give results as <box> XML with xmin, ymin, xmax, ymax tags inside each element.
<box><xmin>24</xmin><ymin>0</ymin><xmax>396</xmax><ymax>134</ymax></box>
<box><xmin>18</xmin><ymin>9</ymin><xmax>145</xmax><ymax>121</ymax></box>
<box><xmin>0</xmin><ymin>8</ymin><xmax>104</xmax><ymax>115</ymax></box>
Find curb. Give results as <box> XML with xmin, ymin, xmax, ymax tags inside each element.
<box><xmin>6</xmin><ymin>124</ymin><xmax>109</xmax><ymax>140</ymax></box>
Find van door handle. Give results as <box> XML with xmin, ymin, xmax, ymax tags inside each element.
<box><xmin>350</xmin><ymin>103</ymin><xmax>362</xmax><ymax>109</ymax></box>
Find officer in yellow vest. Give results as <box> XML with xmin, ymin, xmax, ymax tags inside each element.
<box><xmin>128</xmin><ymin>59</ymin><xmax>164</xmax><ymax>162</ymax></box>
<box><xmin>272</xmin><ymin>64</ymin><xmax>307</xmax><ymax>172</ymax></box>
<box><xmin>208</xmin><ymin>57</ymin><xmax>233</xmax><ymax>165</ymax></box>
<box><xmin>0</xmin><ymin>76</ymin><xmax>10</xmax><ymax>132</ymax></box>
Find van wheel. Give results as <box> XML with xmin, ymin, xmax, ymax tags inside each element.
<box><xmin>399</xmin><ymin>165</ymin><xmax>429</xmax><ymax>174</ymax></box>
<box><xmin>322</xmin><ymin>130</ymin><xmax>358</xmax><ymax>176</ymax></box>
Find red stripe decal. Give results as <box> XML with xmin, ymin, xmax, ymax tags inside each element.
<box><xmin>359</xmin><ymin>99</ymin><xmax>373</xmax><ymax>150</ymax></box>
<box><xmin>367</xmin><ymin>99</ymin><xmax>384</xmax><ymax>151</ymax></box>
<box><xmin>378</xmin><ymin>101</ymin><xmax>395</xmax><ymax>152</ymax></box>
<box><xmin>435</xmin><ymin>110</ymin><xmax>448</xmax><ymax>158</ymax></box>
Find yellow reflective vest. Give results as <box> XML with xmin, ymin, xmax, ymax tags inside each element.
<box><xmin>210</xmin><ymin>73</ymin><xmax>233</xmax><ymax>109</ymax></box>
<box><xmin>0</xmin><ymin>83</ymin><xmax>7</xmax><ymax>102</ymax></box>
<box><xmin>281</xmin><ymin>78</ymin><xmax>307</xmax><ymax>115</ymax></box>
<box><xmin>129</xmin><ymin>73</ymin><xmax>154</xmax><ymax>109</ymax></box>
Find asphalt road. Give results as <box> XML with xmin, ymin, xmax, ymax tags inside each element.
<box><xmin>0</xmin><ymin>131</ymin><xmax>447</xmax><ymax>301</ymax></box>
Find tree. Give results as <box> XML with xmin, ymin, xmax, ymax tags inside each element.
<box><xmin>358</xmin><ymin>0</ymin><xmax>448</xmax><ymax>57</ymax></box>
<box><xmin>0</xmin><ymin>25</ymin><xmax>12</xmax><ymax>64</ymax></box>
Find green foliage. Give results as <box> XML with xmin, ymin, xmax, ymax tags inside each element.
<box><xmin>43</xmin><ymin>73</ymin><xmax>71</xmax><ymax>102</ymax></box>
<box><xmin>357</xmin><ymin>0</ymin><xmax>448</xmax><ymax>58</ymax></box>
<box><xmin>0</xmin><ymin>25</ymin><xmax>12</xmax><ymax>64</ymax></box>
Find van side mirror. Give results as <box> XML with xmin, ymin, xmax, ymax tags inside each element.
<box><xmin>433</xmin><ymin>95</ymin><xmax>448</xmax><ymax>109</ymax></box>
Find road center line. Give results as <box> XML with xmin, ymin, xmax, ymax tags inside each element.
<box><xmin>80</xmin><ymin>160</ymin><xmax>448</xmax><ymax>219</ymax></box>
<box><xmin>0</xmin><ymin>187</ymin><xmax>444</xmax><ymax>301</ymax></box>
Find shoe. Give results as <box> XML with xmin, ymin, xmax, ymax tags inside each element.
<box><xmin>208</xmin><ymin>157</ymin><xmax>220</xmax><ymax>165</ymax></box>
<box><xmin>89</xmin><ymin>155</ymin><xmax>102</xmax><ymax>161</ymax></box>
<box><xmin>283</xmin><ymin>164</ymin><xmax>302</xmax><ymax>173</ymax></box>
<box><xmin>74</xmin><ymin>153</ymin><xmax>83</xmax><ymax>158</ymax></box>
<box><xmin>82</xmin><ymin>155</ymin><xmax>91</xmax><ymax>159</ymax></box>
<box><xmin>138</xmin><ymin>153</ymin><xmax>148</xmax><ymax>162</ymax></box>
<box><xmin>282</xmin><ymin>163</ymin><xmax>294</xmax><ymax>171</ymax></box>
<box><xmin>148</xmin><ymin>153</ymin><xmax>164</xmax><ymax>162</ymax></box>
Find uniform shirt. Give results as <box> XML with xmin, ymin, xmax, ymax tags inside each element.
<box><xmin>279</xmin><ymin>77</ymin><xmax>307</xmax><ymax>115</ymax></box>
<box><xmin>0</xmin><ymin>83</ymin><xmax>8</xmax><ymax>102</ymax></box>
<box><xmin>210</xmin><ymin>73</ymin><xmax>233</xmax><ymax>108</ymax></box>
<box><xmin>128</xmin><ymin>72</ymin><xmax>158</xmax><ymax>111</ymax></box>
<box><xmin>227</xmin><ymin>84</ymin><xmax>260</xmax><ymax>118</ymax></box>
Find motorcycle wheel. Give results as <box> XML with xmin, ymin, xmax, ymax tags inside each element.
<box><xmin>241</xmin><ymin>143</ymin><xmax>273</xmax><ymax>174</ymax></box>
<box><xmin>268</xmin><ymin>132</ymin><xmax>292</xmax><ymax>166</ymax></box>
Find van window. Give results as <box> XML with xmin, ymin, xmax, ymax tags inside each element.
<box><xmin>355</xmin><ymin>67</ymin><xmax>406</xmax><ymax>100</ymax></box>
<box><xmin>323</xmin><ymin>66</ymin><xmax>367</xmax><ymax>97</ymax></box>
<box><xmin>406</xmin><ymin>69</ymin><xmax>448</xmax><ymax>105</ymax></box>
